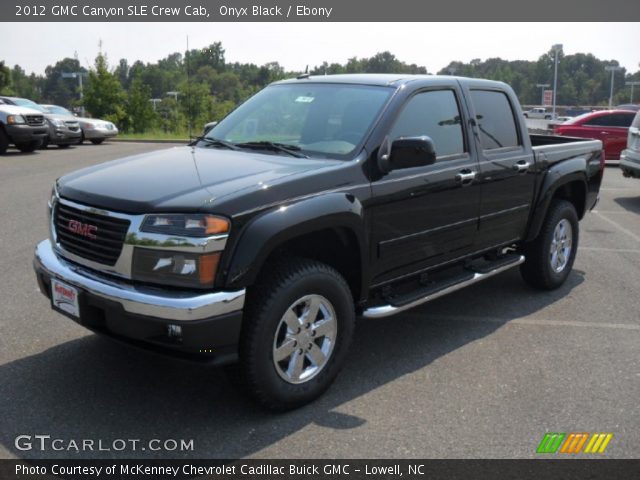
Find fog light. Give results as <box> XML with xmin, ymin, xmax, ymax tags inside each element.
<box><xmin>167</xmin><ymin>325</ymin><xmax>182</xmax><ymax>338</ymax></box>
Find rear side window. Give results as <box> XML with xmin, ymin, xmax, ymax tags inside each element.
<box><xmin>470</xmin><ymin>90</ymin><xmax>520</xmax><ymax>150</ymax></box>
<box><xmin>389</xmin><ymin>90</ymin><xmax>465</xmax><ymax>158</ymax></box>
<box><xmin>633</xmin><ymin>112</ymin><xmax>640</xmax><ymax>129</ymax></box>
<box><xmin>584</xmin><ymin>113</ymin><xmax>635</xmax><ymax>127</ymax></box>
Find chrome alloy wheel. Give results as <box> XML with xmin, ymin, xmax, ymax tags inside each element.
<box><xmin>272</xmin><ymin>294</ymin><xmax>337</xmax><ymax>384</ymax></box>
<box><xmin>550</xmin><ymin>218</ymin><xmax>573</xmax><ymax>273</ymax></box>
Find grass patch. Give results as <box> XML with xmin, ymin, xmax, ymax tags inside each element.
<box><xmin>118</xmin><ymin>130</ymin><xmax>190</xmax><ymax>141</ymax></box>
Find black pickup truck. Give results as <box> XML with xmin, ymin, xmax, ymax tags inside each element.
<box><xmin>34</xmin><ymin>75</ymin><xmax>603</xmax><ymax>410</ymax></box>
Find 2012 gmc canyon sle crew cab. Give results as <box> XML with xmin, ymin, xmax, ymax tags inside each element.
<box><xmin>34</xmin><ymin>75</ymin><xmax>603</xmax><ymax>410</ymax></box>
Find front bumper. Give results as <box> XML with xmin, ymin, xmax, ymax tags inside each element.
<box><xmin>620</xmin><ymin>150</ymin><xmax>640</xmax><ymax>178</ymax></box>
<box><xmin>33</xmin><ymin>239</ymin><xmax>245</xmax><ymax>364</ymax></box>
<box><xmin>84</xmin><ymin>126</ymin><xmax>118</xmax><ymax>140</ymax></box>
<box><xmin>5</xmin><ymin>124</ymin><xmax>48</xmax><ymax>144</ymax></box>
<box><xmin>48</xmin><ymin>125</ymin><xmax>82</xmax><ymax>145</ymax></box>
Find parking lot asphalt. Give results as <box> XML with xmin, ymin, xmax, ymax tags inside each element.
<box><xmin>1</xmin><ymin>142</ymin><xmax>638</xmax><ymax>459</ymax></box>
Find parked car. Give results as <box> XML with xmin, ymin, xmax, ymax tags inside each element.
<box><xmin>620</xmin><ymin>110</ymin><xmax>640</xmax><ymax>178</ymax></box>
<box><xmin>554</xmin><ymin>109</ymin><xmax>636</xmax><ymax>160</ymax></box>
<box><xmin>523</xmin><ymin>107</ymin><xmax>554</xmax><ymax>119</ymax></box>
<box><xmin>40</xmin><ymin>104</ymin><xmax>118</xmax><ymax>145</ymax></box>
<box><xmin>0</xmin><ymin>97</ymin><xmax>81</xmax><ymax>148</ymax></box>
<box><xmin>34</xmin><ymin>74</ymin><xmax>603</xmax><ymax>410</ymax></box>
<box><xmin>0</xmin><ymin>103</ymin><xmax>48</xmax><ymax>153</ymax></box>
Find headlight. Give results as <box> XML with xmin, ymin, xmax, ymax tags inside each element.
<box><xmin>132</xmin><ymin>248</ymin><xmax>221</xmax><ymax>288</ymax></box>
<box><xmin>141</xmin><ymin>214</ymin><xmax>230</xmax><ymax>237</ymax></box>
<box><xmin>50</xmin><ymin>118</ymin><xmax>65</xmax><ymax>127</ymax></box>
<box><xmin>7</xmin><ymin>115</ymin><xmax>26</xmax><ymax>124</ymax></box>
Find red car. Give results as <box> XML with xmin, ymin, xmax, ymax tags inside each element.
<box><xmin>554</xmin><ymin>110</ymin><xmax>636</xmax><ymax>160</ymax></box>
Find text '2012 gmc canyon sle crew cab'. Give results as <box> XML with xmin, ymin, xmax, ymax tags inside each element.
<box><xmin>34</xmin><ymin>75</ymin><xmax>603</xmax><ymax>410</ymax></box>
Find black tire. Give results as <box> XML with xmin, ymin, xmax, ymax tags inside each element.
<box><xmin>520</xmin><ymin>199</ymin><xmax>579</xmax><ymax>290</ymax></box>
<box><xmin>229</xmin><ymin>258</ymin><xmax>355</xmax><ymax>411</ymax></box>
<box><xmin>0</xmin><ymin>128</ymin><xmax>8</xmax><ymax>155</ymax></box>
<box><xmin>58</xmin><ymin>144</ymin><xmax>71</xmax><ymax>149</ymax></box>
<box><xmin>91</xmin><ymin>138</ymin><xmax>105</xmax><ymax>145</ymax></box>
<box><xmin>40</xmin><ymin>137</ymin><xmax>50</xmax><ymax>149</ymax></box>
<box><xmin>16</xmin><ymin>141</ymin><xmax>39</xmax><ymax>153</ymax></box>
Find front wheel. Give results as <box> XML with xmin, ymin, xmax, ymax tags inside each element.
<box><xmin>520</xmin><ymin>199</ymin><xmax>579</xmax><ymax>290</ymax></box>
<box><xmin>16</xmin><ymin>141</ymin><xmax>39</xmax><ymax>153</ymax></box>
<box><xmin>90</xmin><ymin>138</ymin><xmax>105</xmax><ymax>145</ymax></box>
<box><xmin>229</xmin><ymin>258</ymin><xmax>355</xmax><ymax>411</ymax></box>
<box><xmin>0</xmin><ymin>128</ymin><xmax>8</xmax><ymax>154</ymax></box>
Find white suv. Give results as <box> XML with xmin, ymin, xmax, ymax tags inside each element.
<box><xmin>621</xmin><ymin>110</ymin><xmax>640</xmax><ymax>179</ymax></box>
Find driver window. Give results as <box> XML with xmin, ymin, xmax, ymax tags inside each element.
<box><xmin>390</xmin><ymin>90</ymin><xmax>465</xmax><ymax>158</ymax></box>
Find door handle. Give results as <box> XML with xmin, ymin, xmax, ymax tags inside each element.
<box><xmin>512</xmin><ymin>160</ymin><xmax>531</xmax><ymax>174</ymax></box>
<box><xmin>600</xmin><ymin>131</ymin><xmax>610</xmax><ymax>135</ymax></box>
<box><xmin>455</xmin><ymin>169</ymin><xmax>477</xmax><ymax>186</ymax></box>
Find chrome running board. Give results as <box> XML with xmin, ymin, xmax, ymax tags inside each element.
<box><xmin>362</xmin><ymin>255</ymin><xmax>525</xmax><ymax>319</ymax></box>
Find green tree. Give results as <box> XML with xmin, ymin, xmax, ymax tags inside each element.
<box><xmin>84</xmin><ymin>53</ymin><xmax>127</xmax><ymax>126</ymax></box>
<box><xmin>127</xmin><ymin>76</ymin><xmax>156</xmax><ymax>133</ymax></box>
<box><xmin>0</xmin><ymin>61</ymin><xmax>11</xmax><ymax>94</ymax></box>
<box><xmin>41</xmin><ymin>58</ymin><xmax>84</xmax><ymax>105</ymax></box>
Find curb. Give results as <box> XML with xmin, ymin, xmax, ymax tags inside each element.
<box><xmin>109</xmin><ymin>138</ymin><xmax>188</xmax><ymax>144</ymax></box>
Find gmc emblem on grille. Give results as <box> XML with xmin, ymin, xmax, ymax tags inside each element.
<box><xmin>67</xmin><ymin>219</ymin><xmax>98</xmax><ymax>239</ymax></box>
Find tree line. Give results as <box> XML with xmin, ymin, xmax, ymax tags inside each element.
<box><xmin>1</xmin><ymin>42</ymin><xmax>638</xmax><ymax>136</ymax></box>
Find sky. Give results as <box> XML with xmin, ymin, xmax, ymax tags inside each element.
<box><xmin>1</xmin><ymin>22</ymin><xmax>639</xmax><ymax>75</ymax></box>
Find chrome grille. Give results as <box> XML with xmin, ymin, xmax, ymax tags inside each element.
<box><xmin>54</xmin><ymin>203</ymin><xmax>130</xmax><ymax>266</ymax></box>
<box><xmin>25</xmin><ymin>115</ymin><xmax>44</xmax><ymax>126</ymax></box>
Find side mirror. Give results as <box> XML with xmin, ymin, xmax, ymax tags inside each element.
<box><xmin>203</xmin><ymin>121</ymin><xmax>218</xmax><ymax>135</ymax></box>
<box><xmin>378</xmin><ymin>136</ymin><xmax>436</xmax><ymax>173</ymax></box>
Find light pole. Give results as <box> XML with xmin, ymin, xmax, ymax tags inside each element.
<box><xmin>61</xmin><ymin>71</ymin><xmax>88</xmax><ymax>115</ymax></box>
<box><xmin>551</xmin><ymin>44</ymin><xmax>562</xmax><ymax>118</ymax></box>
<box><xmin>536</xmin><ymin>83</ymin><xmax>550</xmax><ymax>106</ymax></box>
<box><xmin>605</xmin><ymin>65</ymin><xmax>623</xmax><ymax>108</ymax></box>
<box><xmin>626</xmin><ymin>81</ymin><xmax>640</xmax><ymax>104</ymax></box>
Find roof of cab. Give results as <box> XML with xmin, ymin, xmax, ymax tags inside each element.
<box><xmin>273</xmin><ymin>73</ymin><xmax>507</xmax><ymax>89</ymax></box>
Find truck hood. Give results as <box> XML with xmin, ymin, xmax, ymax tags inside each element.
<box><xmin>57</xmin><ymin>146</ymin><xmax>339</xmax><ymax>214</ymax></box>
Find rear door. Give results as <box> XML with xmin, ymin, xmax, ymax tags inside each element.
<box><xmin>465</xmin><ymin>88</ymin><xmax>537</xmax><ymax>249</ymax></box>
<box><xmin>580</xmin><ymin>112</ymin><xmax>636</xmax><ymax>159</ymax></box>
<box><xmin>370</xmin><ymin>85</ymin><xmax>481</xmax><ymax>284</ymax></box>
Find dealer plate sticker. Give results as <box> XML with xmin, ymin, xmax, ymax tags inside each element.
<box><xmin>51</xmin><ymin>279</ymin><xmax>80</xmax><ymax>318</ymax></box>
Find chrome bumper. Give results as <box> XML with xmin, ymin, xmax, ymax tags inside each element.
<box><xmin>34</xmin><ymin>239</ymin><xmax>245</xmax><ymax>321</ymax></box>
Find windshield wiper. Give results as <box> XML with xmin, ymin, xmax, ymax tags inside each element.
<box><xmin>235</xmin><ymin>141</ymin><xmax>308</xmax><ymax>158</ymax></box>
<box><xmin>191</xmin><ymin>136</ymin><xmax>240</xmax><ymax>151</ymax></box>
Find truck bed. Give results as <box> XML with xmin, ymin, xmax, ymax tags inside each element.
<box><xmin>530</xmin><ymin>134</ymin><xmax>602</xmax><ymax>165</ymax></box>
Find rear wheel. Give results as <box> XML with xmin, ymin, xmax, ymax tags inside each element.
<box><xmin>520</xmin><ymin>199</ymin><xmax>579</xmax><ymax>290</ymax></box>
<box><xmin>90</xmin><ymin>138</ymin><xmax>105</xmax><ymax>145</ymax></box>
<box><xmin>229</xmin><ymin>258</ymin><xmax>355</xmax><ymax>411</ymax></box>
<box><xmin>16</xmin><ymin>141</ymin><xmax>39</xmax><ymax>153</ymax></box>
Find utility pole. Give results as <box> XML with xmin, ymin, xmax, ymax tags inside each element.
<box><xmin>626</xmin><ymin>81</ymin><xmax>640</xmax><ymax>104</ymax></box>
<box><xmin>536</xmin><ymin>83</ymin><xmax>550</xmax><ymax>106</ymax></box>
<box><xmin>551</xmin><ymin>44</ymin><xmax>562</xmax><ymax>118</ymax></box>
<box><xmin>605</xmin><ymin>65</ymin><xmax>623</xmax><ymax>108</ymax></box>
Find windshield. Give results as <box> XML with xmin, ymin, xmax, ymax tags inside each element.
<box><xmin>205</xmin><ymin>83</ymin><xmax>392</xmax><ymax>159</ymax></box>
<box><xmin>12</xmin><ymin>98</ymin><xmax>47</xmax><ymax>113</ymax></box>
<box><xmin>45</xmin><ymin>105</ymin><xmax>73</xmax><ymax>116</ymax></box>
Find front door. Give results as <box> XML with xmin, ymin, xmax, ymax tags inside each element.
<box><xmin>370</xmin><ymin>87</ymin><xmax>481</xmax><ymax>285</ymax></box>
